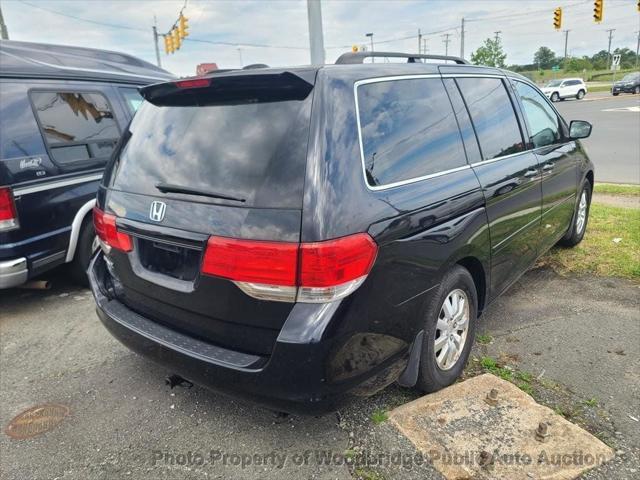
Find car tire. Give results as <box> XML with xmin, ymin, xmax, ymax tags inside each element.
<box><xmin>612</xmin><ymin>92</ymin><xmax>619</xmax><ymax>96</ymax></box>
<box><xmin>558</xmin><ymin>180</ymin><xmax>592</xmax><ymax>248</ymax></box>
<box><xmin>550</xmin><ymin>92</ymin><xmax>560</xmax><ymax>102</ymax></box>
<box><xmin>635</xmin><ymin>86</ymin><xmax>640</xmax><ymax>95</ymax></box>
<box><xmin>576</xmin><ymin>90</ymin><xmax>585</xmax><ymax>100</ymax></box>
<box><xmin>69</xmin><ymin>218</ymin><xmax>98</xmax><ymax>287</ymax></box>
<box><xmin>416</xmin><ymin>265</ymin><xmax>477</xmax><ymax>393</ymax></box>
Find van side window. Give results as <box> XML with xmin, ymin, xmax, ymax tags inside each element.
<box><xmin>357</xmin><ymin>78</ymin><xmax>467</xmax><ymax>188</ymax></box>
<box><xmin>0</xmin><ymin>83</ymin><xmax>47</xmax><ymax>160</ymax></box>
<box><xmin>514</xmin><ymin>81</ymin><xmax>563</xmax><ymax>149</ymax></box>
<box><xmin>120</xmin><ymin>88</ymin><xmax>143</xmax><ymax>115</ymax></box>
<box><xmin>30</xmin><ymin>91</ymin><xmax>120</xmax><ymax>165</ymax></box>
<box><xmin>455</xmin><ymin>78</ymin><xmax>525</xmax><ymax>161</ymax></box>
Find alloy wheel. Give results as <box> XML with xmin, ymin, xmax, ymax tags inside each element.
<box><xmin>576</xmin><ymin>190</ymin><xmax>588</xmax><ymax>235</ymax></box>
<box><xmin>434</xmin><ymin>289</ymin><xmax>470</xmax><ymax>371</ymax></box>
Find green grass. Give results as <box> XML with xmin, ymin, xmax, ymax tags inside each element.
<box><xmin>540</xmin><ymin>203</ymin><xmax>640</xmax><ymax>280</ymax></box>
<box><xmin>370</xmin><ymin>409</ymin><xmax>388</xmax><ymax>425</ymax></box>
<box><xmin>587</xmin><ymin>85</ymin><xmax>612</xmax><ymax>93</ymax></box>
<box><xmin>594</xmin><ymin>183</ymin><xmax>640</xmax><ymax>197</ymax></box>
<box><xmin>584</xmin><ymin>398</ymin><xmax>598</xmax><ymax>407</ymax></box>
<box><xmin>354</xmin><ymin>468</ymin><xmax>385</xmax><ymax>480</ymax></box>
<box><xmin>478</xmin><ymin>356</ymin><xmax>535</xmax><ymax>394</ymax></box>
<box><xmin>476</xmin><ymin>333</ymin><xmax>493</xmax><ymax>345</ymax></box>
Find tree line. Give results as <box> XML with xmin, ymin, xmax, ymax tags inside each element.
<box><xmin>470</xmin><ymin>37</ymin><xmax>639</xmax><ymax>72</ymax></box>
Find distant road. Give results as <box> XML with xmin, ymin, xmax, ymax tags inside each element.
<box><xmin>555</xmin><ymin>93</ymin><xmax>640</xmax><ymax>184</ymax></box>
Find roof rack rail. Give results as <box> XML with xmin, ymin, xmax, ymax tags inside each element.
<box><xmin>335</xmin><ymin>51</ymin><xmax>469</xmax><ymax>65</ymax></box>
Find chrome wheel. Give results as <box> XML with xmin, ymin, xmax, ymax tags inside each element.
<box><xmin>576</xmin><ymin>190</ymin><xmax>587</xmax><ymax>235</ymax></box>
<box><xmin>434</xmin><ymin>289</ymin><xmax>470</xmax><ymax>371</ymax></box>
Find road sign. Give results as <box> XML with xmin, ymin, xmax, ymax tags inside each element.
<box><xmin>551</xmin><ymin>65</ymin><xmax>560</xmax><ymax>72</ymax></box>
<box><xmin>612</xmin><ymin>54</ymin><xmax>621</xmax><ymax>67</ymax></box>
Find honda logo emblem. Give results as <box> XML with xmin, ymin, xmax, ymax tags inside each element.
<box><xmin>149</xmin><ymin>201</ymin><xmax>166</xmax><ymax>222</ymax></box>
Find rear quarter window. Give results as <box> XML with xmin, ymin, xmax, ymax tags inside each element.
<box><xmin>30</xmin><ymin>90</ymin><xmax>120</xmax><ymax>166</ymax></box>
<box><xmin>0</xmin><ymin>83</ymin><xmax>47</xmax><ymax>161</ymax></box>
<box><xmin>356</xmin><ymin>77</ymin><xmax>468</xmax><ymax>188</ymax></box>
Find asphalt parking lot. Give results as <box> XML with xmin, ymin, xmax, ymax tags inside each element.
<box><xmin>1</xmin><ymin>265</ymin><xmax>638</xmax><ymax>480</ymax></box>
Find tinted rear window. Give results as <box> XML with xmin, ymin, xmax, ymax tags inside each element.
<box><xmin>357</xmin><ymin>78</ymin><xmax>467</xmax><ymax>188</ymax></box>
<box><xmin>456</xmin><ymin>78</ymin><xmax>525</xmax><ymax>161</ymax></box>
<box><xmin>106</xmin><ymin>93</ymin><xmax>312</xmax><ymax>208</ymax></box>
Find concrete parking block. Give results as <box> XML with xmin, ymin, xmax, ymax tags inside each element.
<box><xmin>389</xmin><ymin>374</ymin><xmax>614</xmax><ymax>480</ymax></box>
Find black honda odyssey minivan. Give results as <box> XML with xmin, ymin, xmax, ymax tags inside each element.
<box><xmin>89</xmin><ymin>52</ymin><xmax>594</xmax><ymax>413</ymax></box>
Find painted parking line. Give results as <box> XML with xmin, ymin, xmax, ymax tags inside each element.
<box><xmin>601</xmin><ymin>106</ymin><xmax>640</xmax><ymax>112</ymax></box>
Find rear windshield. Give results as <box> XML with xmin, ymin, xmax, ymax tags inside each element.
<box><xmin>105</xmin><ymin>92</ymin><xmax>312</xmax><ymax>208</ymax></box>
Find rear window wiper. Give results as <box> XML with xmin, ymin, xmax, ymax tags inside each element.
<box><xmin>155</xmin><ymin>182</ymin><xmax>245</xmax><ymax>203</ymax></box>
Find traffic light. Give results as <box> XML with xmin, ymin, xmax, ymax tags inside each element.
<box><xmin>178</xmin><ymin>14</ymin><xmax>189</xmax><ymax>39</ymax></box>
<box><xmin>352</xmin><ymin>45</ymin><xmax>359</xmax><ymax>52</ymax></box>
<box><xmin>164</xmin><ymin>34</ymin><xmax>174</xmax><ymax>54</ymax></box>
<box><xmin>172</xmin><ymin>28</ymin><xmax>182</xmax><ymax>51</ymax></box>
<box><xmin>593</xmin><ymin>0</ymin><xmax>604</xmax><ymax>23</ymax></box>
<box><xmin>553</xmin><ymin>7</ymin><xmax>562</xmax><ymax>30</ymax></box>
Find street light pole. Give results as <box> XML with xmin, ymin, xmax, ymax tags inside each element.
<box><xmin>606</xmin><ymin>29</ymin><xmax>615</xmax><ymax>70</ymax></box>
<box><xmin>307</xmin><ymin>0</ymin><xmax>325</xmax><ymax>65</ymax></box>
<box><xmin>366</xmin><ymin>33</ymin><xmax>374</xmax><ymax>62</ymax></box>
<box><xmin>0</xmin><ymin>4</ymin><xmax>9</xmax><ymax>40</ymax></box>
<box><xmin>152</xmin><ymin>16</ymin><xmax>161</xmax><ymax>68</ymax></box>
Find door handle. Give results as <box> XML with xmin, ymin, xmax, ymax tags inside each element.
<box><xmin>524</xmin><ymin>169</ymin><xmax>538</xmax><ymax>178</ymax></box>
<box><xmin>542</xmin><ymin>163</ymin><xmax>555</xmax><ymax>171</ymax></box>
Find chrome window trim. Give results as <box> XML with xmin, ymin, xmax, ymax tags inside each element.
<box><xmin>354</xmin><ymin>74</ymin><xmax>472</xmax><ymax>192</ymax></box>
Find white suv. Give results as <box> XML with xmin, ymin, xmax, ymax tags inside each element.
<box><xmin>541</xmin><ymin>78</ymin><xmax>587</xmax><ymax>102</ymax></box>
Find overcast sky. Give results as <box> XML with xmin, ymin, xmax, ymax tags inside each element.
<box><xmin>2</xmin><ymin>0</ymin><xmax>639</xmax><ymax>76</ymax></box>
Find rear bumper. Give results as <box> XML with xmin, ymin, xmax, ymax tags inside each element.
<box><xmin>89</xmin><ymin>252</ymin><xmax>410</xmax><ymax>414</ymax></box>
<box><xmin>0</xmin><ymin>258</ymin><xmax>28</xmax><ymax>289</ymax></box>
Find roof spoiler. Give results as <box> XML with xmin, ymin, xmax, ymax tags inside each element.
<box><xmin>140</xmin><ymin>71</ymin><xmax>314</xmax><ymax>107</ymax></box>
<box><xmin>335</xmin><ymin>51</ymin><xmax>469</xmax><ymax>65</ymax></box>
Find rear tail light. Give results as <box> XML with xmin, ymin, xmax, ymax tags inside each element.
<box><xmin>0</xmin><ymin>187</ymin><xmax>19</xmax><ymax>232</ymax></box>
<box><xmin>174</xmin><ymin>78</ymin><xmax>211</xmax><ymax>89</ymax></box>
<box><xmin>202</xmin><ymin>233</ymin><xmax>377</xmax><ymax>303</ymax></box>
<box><xmin>93</xmin><ymin>207</ymin><xmax>133</xmax><ymax>253</ymax></box>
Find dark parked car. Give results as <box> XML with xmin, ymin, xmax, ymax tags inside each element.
<box><xmin>89</xmin><ymin>52</ymin><xmax>594</xmax><ymax>414</ymax></box>
<box><xmin>612</xmin><ymin>72</ymin><xmax>640</xmax><ymax>95</ymax></box>
<box><xmin>0</xmin><ymin>40</ymin><xmax>173</xmax><ymax>288</ymax></box>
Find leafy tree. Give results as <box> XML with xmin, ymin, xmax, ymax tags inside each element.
<box><xmin>590</xmin><ymin>50</ymin><xmax>609</xmax><ymax>70</ymax></box>
<box><xmin>564</xmin><ymin>56</ymin><xmax>592</xmax><ymax>72</ymax></box>
<box><xmin>471</xmin><ymin>38</ymin><xmax>507</xmax><ymax>68</ymax></box>
<box><xmin>533</xmin><ymin>46</ymin><xmax>557</xmax><ymax>70</ymax></box>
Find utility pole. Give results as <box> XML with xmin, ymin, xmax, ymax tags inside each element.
<box><xmin>460</xmin><ymin>17</ymin><xmax>465</xmax><ymax>59</ymax></box>
<box><xmin>306</xmin><ymin>0</ymin><xmax>325</xmax><ymax>65</ymax></box>
<box><xmin>494</xmin><ymin>31</ymin><xmax>502</xmax><ymax>43</ymax></box>
<box><xmin>563</xmin><ymin>29</ymin><xmax>570</xmax><ymax>62</ymax></box>
<box><xmin>422</xmin><ymin>38</ymin><xmax>428</xmax><ymax>54</ymax></box>
<box><xmin>418</xmin><ymin>29</ymin><xmax>422</xmax><ymax>54</ymax></box>
<box><xmin>442</xmin><ymin>33</ymin><xmax>452</xmax><ymax>56</ymax></box>
<box><xmin>606</xmin><ymin>28</ymin><xmax>615</xmax><ymax>70</ymax></box>
<box><xmin>635</xmin><ymin>31</ymin><xmax>639</xmax><ymax>69</ymax></box>
<box><xmin>152</xmin><ymin>16</ymin><xmax>161</xmax><ymax>68</ymax></box>
<box><xmin>237</xmin><ymin>47</ymin><xmax>243</xmax><ymax>67</ymax></box>
<box><xmin>0</xmin><ymin>3</ymin><xmax>9</xmax><ymax>40</ymax></box>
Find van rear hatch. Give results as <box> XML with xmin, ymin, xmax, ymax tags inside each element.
<box><xmin>100</xmin><ymin>70</ymin><xmax>316</xmax><ymax>355</ymax></box>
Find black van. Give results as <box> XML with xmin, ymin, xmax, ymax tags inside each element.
<box><xmin>0</xmin><ymin>40</ymin><xmax>173</xmax><ymax>288</ymax></box>
<box><xmin>89</xmin><ymin>52</ymin><xmax>594</xmax><ymax>413</ymax></box>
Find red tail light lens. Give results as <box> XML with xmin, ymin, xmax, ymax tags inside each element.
<box><xmin>93</xmin><ymin>207</ymin><xmax>133</xmax><ymax>253</ymax></box>
<box><xmin>201</xmin><ymin>233</ymin><xmax>378</xmax><ymax>303</ymax></box>
<box><xmin>300</xmin><ymin>234</ymin><xmax>378</xmax><ymax>287</ymax></box>
<box><xmin>0</xmin><ymin>187</ymin><xmax>19</xmax><ymax>231</ymax></box>
<box><xmin>202</xmin><ymin>237</ymin><xmax>298</xmax><ymax>286</ymax></box>
<box><xmin>174</xmin><ymin>78</ymin><xmax>211</xmax><ymax>89</ymax></box>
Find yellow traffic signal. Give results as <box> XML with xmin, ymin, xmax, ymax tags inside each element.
<box><xmin>178</xmin><ymin>14</ymin><xmax>189</xmax><ymax>39</ymax></box>
<box><xmin>164</xmin><ymin>34</ymin><xmax>174</xmax><ymax>54</ymax></box>
<box><xmin>352</xmin><ymin>45</ymin><xmax>359</xmax><ymax>52</ymax></box>
<box><xmin>553</xmin><ymin>7</ymin><xmax>562</xmax><ymax>30</ymax></box>
<box><xmin>172</xmin><ymin>28</ymin><xmax>182</xmax><ymax>51</ymax></box>
<box><xmin>593</xmin><ymin>0</ymin><xmax>604</xmax><ymax>23</ymax></box>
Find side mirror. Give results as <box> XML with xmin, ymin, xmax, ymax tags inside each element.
<box><xmin>569</xmin><ymin>120</ymin><xmax>592</xmax><ymax>139</ymax></box>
